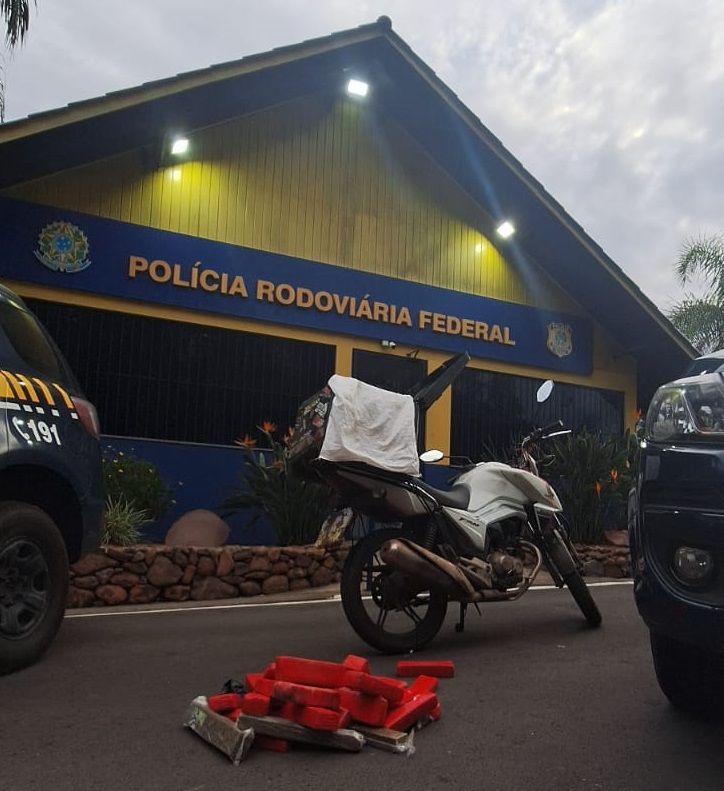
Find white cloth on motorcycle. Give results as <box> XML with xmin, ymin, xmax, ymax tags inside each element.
<box><xmin>319</xmin><ymin>375</ymin><xmax>420</xmax><ymax>476</ymax></box>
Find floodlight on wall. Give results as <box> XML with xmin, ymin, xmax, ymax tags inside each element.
<box><xmin>170</xmin><ymin>136</ymin><xmax>190</xmax><ymax>156</ymax></box>
<box><xmin>346</xmin><ymin>78</ymin><xmax>369</xmax><ymax>98</ymax></box>
<box><xmin>496</xmin><ymin>220</ymin><xmax>515</xmax><ymax>239</ymax></box>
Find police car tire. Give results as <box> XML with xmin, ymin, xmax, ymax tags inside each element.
<box><xmin>0</xmin><ymin>502</ymin><xmax>69</xmax><ymax>675</ymax></box>
<box><xmin>650</xmin><ymin>631</ymin><xmax>724</xmax><ymax>716</ymax></box>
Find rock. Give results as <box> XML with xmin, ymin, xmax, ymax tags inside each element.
<box><xmin>245</xmin><ymin>571</ymin><xmax>271</xmax><ymax>581</ymax></box>
<box><xmin>234</xmin><ymin>562</ymin><xmax>249</xmax><ymax>576</ymax></box>
<box><xmin>271</xmin><ymin>562</ymin><xmax>289</xmax><ymax>575</ymax></box>
<box><xmin>252</xmin><ymin>546</ymin><xmax>269</xmax><ymax>555</ymax></box>
<box><xmin>239</xmin><ymin>581</ymin><xmax>262</xmax><ymax>596</ymax></box>
<box><xmin>262</xmin><ymin>575</ymin><xmax>289</xmax><ymax>595</ymax></box>
<box><xmin>289</xmin><ymin>579</ymin><xmax>311</xmax><ymax>591</ymax></box>
<box><xmin>310</xmin><ymin>566</ymin><xmax>334</xmax><ymax>587</ymax></box>
<box><xmin>604</xmin><ymin>529</ymin><xmax>630</xmax><ymax>547</ymax></box>
<box><xmin>132</xmin><ymin>550</ymin><xmax>146</xmax><ymax>563</ymax></box>
<box><xmin>582</xmin><ymin>560</ymin><xmax>605</xmax><ymax>578</ymax></box>
<box><xmin>234</xmin><ymin>550</ymin><xmax>252</xmax><ymax>562</ymax></box>
<box><xmin>72</xmin><ymin>575</ymin><xmax>99</xmax><ymax>590</ymax></box>
<box><xmin>104</xmin><ymin>546</ymin><xmax>136</xmax><ymax>562</ymax></box>
<box><xmin>322</xmin><ymin>555</ymin><xmax>336</xmax><ymax>569</ymax></box>
<box><xmin>308</xmin><ymin>560</ymin><xmax>320</xmax><ymax>575</ymax></box>
<box><xmin>96</xmin><ymin>567</ymin><xmax>119</xmax><ymax>585</ymax></box>
<box><xmin>147</xmin><ymin>556</ymin><xmax>184</xmax><ymax>587</ymax></box>
<box><xmin>190</xmin><ymin>578</ymin><xmax>238</xmax><ymax>601</ymax></box>
<box><xmin>71</xmin><ymin>553</ymin><xmax>118</xmax><ymax>576</ymax></box>
<box><xmin>268</xmin><ymin>548</ymin><xmax>281</xmax><ymax>563</ymax></box>
<box><xmin>110</xmin><ymin>572</ymin><xmax>141</xmax><ymax>588</ymax></box>
<box><xmin>66</xmin><ymin>586</ymin><xmax>96</xmax><ymax>608</ymax></box>
<box><xmin>172</xmin><ymin>549</ymin><xmax>189</xmax><ymax>568</ymax></box>
<box><xmin>197</xmin><ymin>556</ymin><xmax>216</xmax><ymax>576</ymax></box>
<box><xmin>288</xmin><ymin>567</ymin><xmax>308</xmax><ymax>579</ymax></box>
<box><xmin>142</xmin><ymin>548</ymin><xmax>158</xmax><ymax>566</ymax></box>
<box><xmin>188</xmin><ymin>549</ymin><xmax>198</xmax><ymax>566</ymax></box>
<box><xmin>96</xmin><ymin>584</ymin><xmax>128</xmax><ymax>605</ymax></box>
<box><xmin>164</xmin><ymin>585</ymin><xmax>191</xmax><ymax>602</ymax></box>
<box><xmin>216</xmin><ymin>549</ymin><xmax>235</xmax><ymax>577</ymax></box>
<box><xmin>123</xmin><ymin>561</ymin><xmax>147</xmax><ymax>575</ymax></box>
<box><xmin>164</xmin><ymin>509</ymin><xmax>230</xmax><ymax>547</ymax></box>
<box><xmin>248</xmin><ymin>556</ymin><xmax>272</xmax><ymax>573</ymax></box>
<box><xmin>128</xmin><ymin>584</ymin><xmax>160</xmax><ymax>604</ymax></box>
<box><xmin>181</xmin><ymin>564</ymin><xmax>196</xmax><ymax>585</ymax></box>
<box><xmin>295</xmin><ymin>554</ymin><xmax>312</xmax><ymax>569</ymax></box>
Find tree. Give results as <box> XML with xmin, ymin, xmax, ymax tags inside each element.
<box><xmin>668</xmin><ymin>235</ymin><xmax>724</xmax><ymax>353</ymax></box>
<box><xmin>1</xmin><ymin>0</ymin><xmax>34</xmax><ymax>121</ymax></box>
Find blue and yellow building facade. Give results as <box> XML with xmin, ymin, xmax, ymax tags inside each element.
<box><xmin>0</xmin><ymin>18</ymin><xmax>694</xmax><ymax>489</ymax></box>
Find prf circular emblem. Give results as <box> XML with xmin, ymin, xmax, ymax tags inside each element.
<box><xmin>546</xmin><ymin>322</ymin><xmax>573</xmax><ymax>358</ymax></box>
<box><xmin>34</xmin><ymin>221</ymin><xmax>91</xmax><ymax>273</ymax></box>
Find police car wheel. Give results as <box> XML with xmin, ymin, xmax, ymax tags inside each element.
<box><xmin>0</xmin><ymin>502</ymin><xmax>69</xmax><ymax>675</ymax></box>
<box><xmin>650</xmin><ymin>631</ymin><xmax>724</xmax><ymax>716</ymax></box>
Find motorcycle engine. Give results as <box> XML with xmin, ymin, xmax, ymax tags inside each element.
<box><xmin>488</xmin><ymin>550</ymin><xmax>525</xmax><ymax>588</ymax></box>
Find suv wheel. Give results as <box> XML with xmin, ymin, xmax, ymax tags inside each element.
<box><xmin>650</xmin><ymin>631</ymin><xmax>724</xmax><ymax>716</ymax></box>
<box><xmin>0</xmin><ymin>502</ymin><xmax>69</xmax><ymax>675</ymax></box>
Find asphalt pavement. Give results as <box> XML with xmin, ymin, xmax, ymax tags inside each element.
<box><xmin>3</xmin><ymin>583</ymin><xmax>724</xmax><ymax>791</ymax></box>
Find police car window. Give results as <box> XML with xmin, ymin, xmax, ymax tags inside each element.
<box><xmin>0</xmin><ymin>300</ymin><xmax>67</xmax><ymax>382</ymax></box>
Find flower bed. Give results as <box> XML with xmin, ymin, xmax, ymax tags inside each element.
<box><xmin>66</xmin><ymin>544</ymin><xmax>350</xmax><ymax>608</ymax></box>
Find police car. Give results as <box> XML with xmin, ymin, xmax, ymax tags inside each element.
<box><xmin>0</xmin><ymin>284</ymin><xmax>103</xmax><ymax>674</ymax></box>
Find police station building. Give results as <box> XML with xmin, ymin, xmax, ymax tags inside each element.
<box><xmin>0</xmin><ymin>18</ymin><xmax>694</xmax><ymax>518</ymax></box>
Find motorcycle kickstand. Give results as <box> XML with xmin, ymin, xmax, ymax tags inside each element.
<box><xmin>455</xmin><ymin>602</ymin><xmax>481</xmax><ymax>633</ymax></box>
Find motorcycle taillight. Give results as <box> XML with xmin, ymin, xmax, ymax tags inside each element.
<box><xmin>72</xmin><ymin>396</ymin><xmax>101</xmax><ymax>439</ymax></box>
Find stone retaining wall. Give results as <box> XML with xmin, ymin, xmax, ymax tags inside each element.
<box><xmin>66</xmin><ymin>542</ymin><xmax>630</xmax><ymax>608</ymax></box>
<box><xmin>575</xmin><ymin>544</ymin><xmax>631</xmax><ymax>578</ymax></box>
<box><xmin>66</xmin><ymin>544</ymin><xmax>350</xmax><ymax>608</ymax></box>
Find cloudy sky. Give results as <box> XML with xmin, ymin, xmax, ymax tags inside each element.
<box><xmin>3</xmin><ymin>0</ymin><xmax>723</xmax><ymax>310</ymax></box>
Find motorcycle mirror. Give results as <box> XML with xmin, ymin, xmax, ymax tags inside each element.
<box><xmin>419</xmin><ymin>449</ymin><xmax>444</xmax><ymax>463</ymax></box>
<box><xmin>536</xmin><ymin>380</ymin><xmax>554</xmax><ymax>403</ymax></box>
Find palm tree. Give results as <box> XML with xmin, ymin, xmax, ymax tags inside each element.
<box><xmin>668</xmin><ymin>235</ymin><xmax>724</xmax><ymax>353</ymax></box>
<box><xmin>1</xmin><ymin>0</ymin><xmax>34</xmax><ymax>121</ymax></box>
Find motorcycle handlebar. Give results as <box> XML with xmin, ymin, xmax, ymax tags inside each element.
<box><xmin>522</xmin><ymin>420</ymin><xmax>564</xmax><ymax>447</ymax></box>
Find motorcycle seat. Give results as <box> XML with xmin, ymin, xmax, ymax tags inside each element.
<box><xmin>415</xmin><ymin>479</ymin><xmax>470</xmax><ymax>510</ymax></box>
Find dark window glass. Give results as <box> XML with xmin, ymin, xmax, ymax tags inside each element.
<box><xmin>26</xmin><ymin>300</ymin><xmax>335</xmax><ymax>445</ymax></box>
<box><xmin>0</xmin><ymin>299</ymin><xmax>76</xmax><ymax>386</ymax></box>
<box><xmin>451</xmin><ymin>367</ymin><xmax>624</xmax><ymax>462</ymax></box>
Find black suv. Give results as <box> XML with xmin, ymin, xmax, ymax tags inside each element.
<box><xmin>630</xmin><ymin>371</ymin><xmax>724</xmax><ymax>713</ymax></box>
<box><xmin>0</xmin><ymin>284</ymin><xmax>103</xmax><ymax>674</ymax></box>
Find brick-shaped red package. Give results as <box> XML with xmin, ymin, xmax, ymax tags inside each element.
<box><xmin>207</xmin><ymin>693</ymin><xmax>244</xmax><ymax>713</ymax></box>
<box><xmin>245</xmin><ymin>674</ymin><xmax>275</xmax><ymax>697</ymax></box>
<box><xmin>295</xmin><ymin>705</ymin><xmax>347</xmax><ymax>732</ymax></box>
<box><xmin>409</xmin><ymin>675</ymin><xmax>439</xmax><ymax>695</ymax></box>
<box><xmin>339</xmin><ymin>688</ymin><xmax>388</xmax><ymax>726</ymax></box>
<box><xmin>272</xmin><ymin>681</ymin><xmax>340</xmax><ymax>709</ymax></box>
<box><xmin>384</xmin><ymin>692</ymin><xmax>438</xmax><ymax>731</ymax></box>
<box><xmin>255</xmin><ymin>736</ymin><xmax>290</xmax><ymax>752</ymax></box>
<box><xmin>275</xmin><ymin>656</ymin><xmax>347</xmax><ymax>688</ymax></box>
<box><xmin>342</xmin><ymin>654</ymin><xmax>370</xmax><ymax>674</ymax></box>
<box><xmin>395</xmin><ymin>660</ymin><xmax>455</xmax><ymax>678</ymax></box>
<box><xmin>345</xmin><ymin>673</ymin><xmax>407</xmax><ymax>704</ymax></box>
<box><xmin>241</xmin><ymin>692</ymin><xmax>271</xmax><ymax>717</ymax></box>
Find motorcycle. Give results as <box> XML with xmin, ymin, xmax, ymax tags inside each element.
<box><xmin>287</xmin><ymin>352</ymin><xmax>602</xmax><ymax>653</ymax></box>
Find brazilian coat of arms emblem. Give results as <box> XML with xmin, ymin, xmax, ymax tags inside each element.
<box><xmin>547</xmin><ymin>322</ymin><xmax>573</xmax><ymax>358</ymax></box>
<box><xmin>34</xmin><ymin>221</ymin><xmax>91</xmax><ymax>273</ymax></box>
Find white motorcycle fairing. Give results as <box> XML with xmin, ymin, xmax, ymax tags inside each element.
<box><xmin>441</xmin><ymin>462</ymin><xmax>563</xmax><ymax>553</ymax></box>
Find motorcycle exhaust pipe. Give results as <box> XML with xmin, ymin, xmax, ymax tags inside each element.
<box><xmin>379</xmin><ymin>538</ymin><xmax>476</xmax><ymax>599</ymax></box>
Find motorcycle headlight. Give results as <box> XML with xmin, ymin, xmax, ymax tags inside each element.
<box><xmin>646</xmin><ymin>377</ymin><xmax>724</xmax><ymax>442</ymax></box>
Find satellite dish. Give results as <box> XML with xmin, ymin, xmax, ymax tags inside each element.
<box><xmin>536</xmin><ymin>380</ymin><xmax>554</xmax><ymax>403</ymax></box>
<box><xmin>419</xmin><ymin>449</ymin><xmax>444</xmax><ymax>463</ymax></box>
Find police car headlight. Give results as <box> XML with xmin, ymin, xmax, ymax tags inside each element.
<box><xmin>672</xmin><ymin>546</ymin><xmax>714</xmax><ymax>587</ymax></box>
<box><xmin>646</xmin><ymin>380</ymin><xmax>724</xmax><ymax>442</ymax></box>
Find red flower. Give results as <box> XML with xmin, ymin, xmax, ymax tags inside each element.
<box><xmin>261</xmin><ymin>420</ymin><xmax>277</xmax><ymax>434</ymax></box>
<box><xmin>610</xmin><ymin>468</ymin><xmax>619</xmax><ymax>483</ymax></box>
<box><xmin>234</xmin><ymin>434</ymin><xmax>257</xmax><ymax>448</ymax></box>
<box><xmin>594</xmin><ymin>481</ymin><xmax>602</xmax><ymax>496</ymax></box>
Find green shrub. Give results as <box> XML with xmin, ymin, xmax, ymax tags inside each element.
<box><xmin>221</xmin><ymin>424</ymin><xmax>333</xmax><ymax>546</ymax></box>
<box><xmin>545</xmin><ymin>429</ymin><xmax>639</xmax><ymax>544</ymax></box>
<box><xmin>102</xmin><ymin>497</ymin><xmax>147</xmax><ymax>546</ymax></box>
<box><xmin>102</xmin><ymin>449</ymin><xmax>173</xmax><ymax>521</ymax></box>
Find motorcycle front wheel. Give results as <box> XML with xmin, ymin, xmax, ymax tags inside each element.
<box><xmin>546</xmin><ymin>530</ymin><xmax>602</xmax><ymax>627</ymax></box>
<box><xmin>340</xmin><ymin>527</ymin><xmax>449</xmax><ymax>654</ymax></box>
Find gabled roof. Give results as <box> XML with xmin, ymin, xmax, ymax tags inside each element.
<box><xmin>0</xmin><ymin>16</ymin><xmax>695</xmax><ymax>393</ymax></box>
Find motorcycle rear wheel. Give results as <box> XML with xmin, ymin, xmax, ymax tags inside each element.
<box><xmin>340</xmin><ymin>527</ymin><xmax>449</xmax><ymax>654</ymax></box>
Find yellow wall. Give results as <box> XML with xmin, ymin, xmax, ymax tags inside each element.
<box><xmin>3</xmin><ymin>93</ymin><xmax>637</xmax><ymax>447</ymax></box>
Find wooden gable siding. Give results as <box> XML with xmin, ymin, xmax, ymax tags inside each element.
<box><xmin>4</xmin><ymin>95</ymin><xmax>577</xmax><ymax>312</ymax></box>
